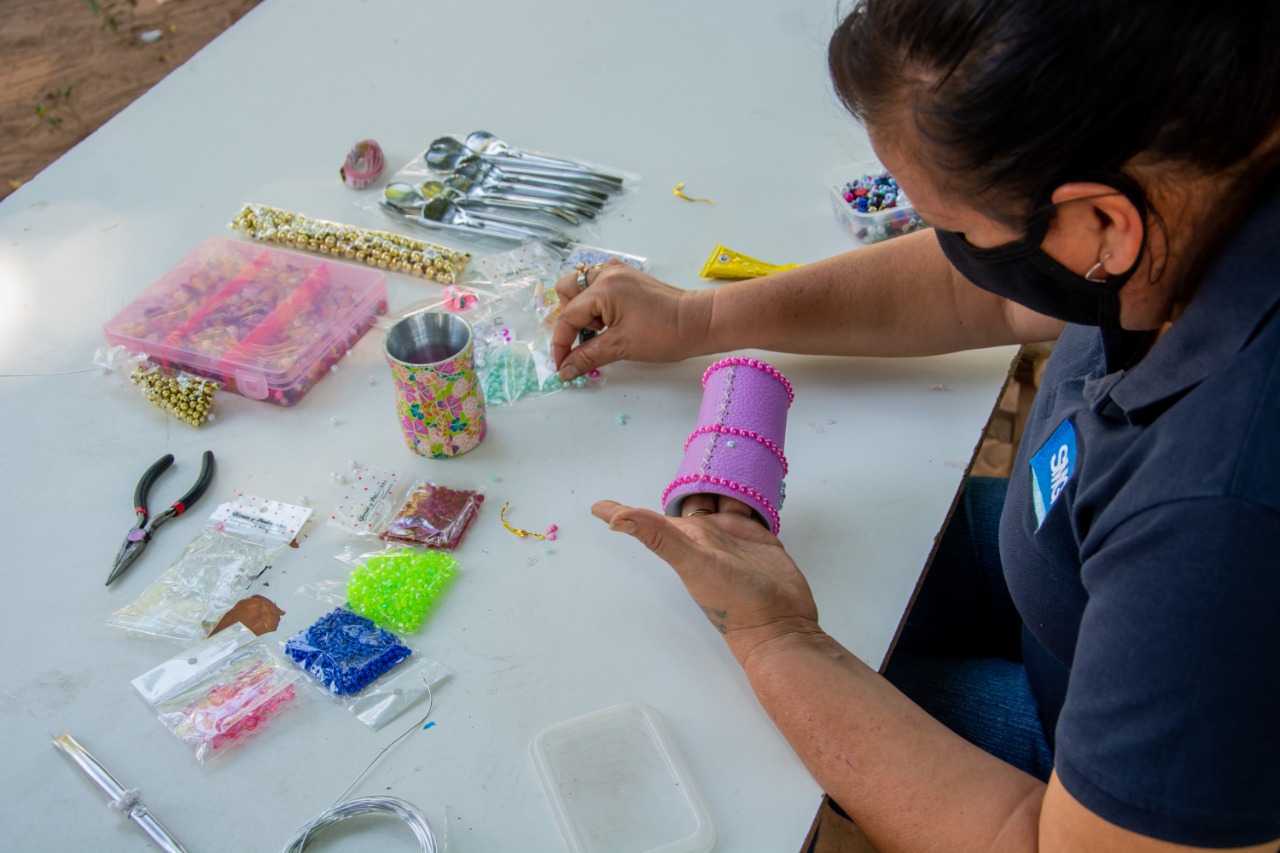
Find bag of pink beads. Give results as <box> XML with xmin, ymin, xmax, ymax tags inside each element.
<box><xmin>132</xmin><ymin>624</ymin><xmax>301</xmax><ymax>763</ymax></box>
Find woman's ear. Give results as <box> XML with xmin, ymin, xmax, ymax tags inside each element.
<box><xmin>1049</xmin><ymin>182</ymin><xmax>1145</xmax><ymax>276</ymax></box>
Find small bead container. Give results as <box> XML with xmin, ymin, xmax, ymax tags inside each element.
<box><xmin>285</xmin><ymin>608</ymin><xmax>412</xmax><ymax>696</ymax></box>
<box><xmin>662</xmin><ymin>358</ymin><xmax>793</xmax><ymax>534</ymax></box>
<box><xmin>826</xmin><ymin>162</ymin><xmax>925</xmax><ymax>244</ymax></box>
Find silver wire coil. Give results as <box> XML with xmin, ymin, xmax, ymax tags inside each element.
<box><xmin>279</xmin><ymin>796</ymin><xmax>437</xmax><ymax>853</ymax></box>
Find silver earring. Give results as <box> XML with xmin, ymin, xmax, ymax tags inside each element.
<box><xmin>1085</xmin><ymin>252</ymin><xmax>1113</xmax><ymax>283</ymax></box>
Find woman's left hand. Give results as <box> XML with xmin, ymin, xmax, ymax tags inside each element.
<box><xmin>592</xmin><ymin>498</ymin><xmax>820</xmax><ymax>660</ymax></box>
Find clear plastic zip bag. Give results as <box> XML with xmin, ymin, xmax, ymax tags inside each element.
<box><xmin>132</xmin><ymin>624</ymin><xmax>300</xmax><ymax>762</ymax></box>
<box><xmin>108</xmin><ymin>494</ymin><xmax>313</xmax><ymax>641</ymax></box>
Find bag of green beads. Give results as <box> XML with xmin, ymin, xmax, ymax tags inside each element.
<box><xmin>346</xmin><ymin>548</ymin><xmax>459</xmax><ymax>634</ymax></box>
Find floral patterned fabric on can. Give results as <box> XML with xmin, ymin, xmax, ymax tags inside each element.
<box><xmin>387</xmin><ymin>347</ymin><xmax>486</xmax><ymax>458</ymax></box>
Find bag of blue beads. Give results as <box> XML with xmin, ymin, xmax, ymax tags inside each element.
<box><xmin>284</xmin><ymin>607</ymin><xmax>412</xmax><ymax>697</ymax></box>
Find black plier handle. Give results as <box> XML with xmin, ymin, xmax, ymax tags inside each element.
<box><xmin>147</xmin><ymin>451</ymin><xmax>216</xmax><ymax>536</ymax></box>
<box><xmin>107</xmin><ymin>451</ymin><xmax>216</xmax><ymax>586</ymax></box>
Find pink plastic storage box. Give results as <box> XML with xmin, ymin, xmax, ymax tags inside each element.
<box><xmin>103</xmin><ymin>237</ymin><xmax>387</xmax><ymax>406</ymax></box>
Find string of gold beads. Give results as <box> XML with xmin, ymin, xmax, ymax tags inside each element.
<box><xmin>229</xmin><ymin>203</ymin><xmax>471</xmax><ymax>284</ymax></box>
<box><xmin>130</xmin><ymin>364</ymin><xmax>217</xmax><ymax>427</ymax></box>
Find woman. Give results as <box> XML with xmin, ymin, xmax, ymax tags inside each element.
<box><xmin>553</xmin><ymin>1</ymin><xmax>1279</xmax><ymax>849</ymax></box>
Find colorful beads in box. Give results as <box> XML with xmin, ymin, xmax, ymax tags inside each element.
<box><xmin>285</xmin><ymin>608</ymin><xmax>412</xmax><ymax>696</ymax></box>
<box><xmin>347</xmin><ymin>549</ymin><xmax>458</xmax><ymax>634</ymax></box>
<box><xmin>838</xmin><ymin>169</ymin><xmax>924</xmax><ymax>243</ymax></box>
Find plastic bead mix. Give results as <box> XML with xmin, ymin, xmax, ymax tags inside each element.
<box><xmin>833</xmin><ymin>168</ymin><xmax>925</xmax><ymax>243</ymax></box>
<box><xmin>177</xmin><ymin>664</ymin><xmax>297</xmax><ymax>752</ymax></box>
<box><xmin>347</xmin><ymin>549</ymin><xmax>458</xmax><ymax>634</ymax></box>
<box><xmin>285</xmin><ymin>608</ymin><xmax>412</xmax><ymax>696</ymax></box>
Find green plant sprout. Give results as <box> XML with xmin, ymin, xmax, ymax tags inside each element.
<box><xmin>34</xmin><ymin>87</ymin><xmax>83</xmax><ymax>134</ymax></box>
<box><xmin>86</xmin><ymin>0</ymin><xmax>139</xmax><ymax>33</ymax></box>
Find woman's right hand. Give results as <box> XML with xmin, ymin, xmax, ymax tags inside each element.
<box><xmin>551</xmin><ymin>259</ymin><xmax>713</xmax><ymax>380</ymax></box>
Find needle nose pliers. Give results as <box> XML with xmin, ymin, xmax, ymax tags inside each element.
<box><xmin>106</xmin><ymin>450</ymin><xmax>216</xmax><ymax>586</ymax></box>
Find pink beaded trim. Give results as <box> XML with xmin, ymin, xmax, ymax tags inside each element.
<box><xmin>662</xmin><ymin>473</ymin><xmax>781</xmax><ymax>534</ymax></box>
<box><xmin>702</xmin><ymin>357</ymin><xmax>794</xmax><ymax>406</ymax></box>
<box><xmin>683</xmin><ymin>424</ymin><xmax>789</xmax><ymax>475</ymax></box>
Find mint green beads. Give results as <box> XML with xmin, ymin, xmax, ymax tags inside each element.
<box><xmin>347</xmin><ymin>549</ymin><xmax>458</xmax><ymax>634</ymax></box>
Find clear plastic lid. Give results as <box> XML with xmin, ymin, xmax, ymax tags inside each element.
<box><xmin>531</xmin><ymin>702</ymin><xmax>717</xmax><ymax>853</ymax></box>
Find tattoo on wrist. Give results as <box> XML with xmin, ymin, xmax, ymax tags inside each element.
<box><xmin>699</xmin><ymin>605</ymin><xmax>728</xmax><ymax>634</ymax></box>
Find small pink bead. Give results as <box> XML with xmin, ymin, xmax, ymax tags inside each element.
<box><xmin>546</xmin><ymin>532</ymin><xmax>557</xmax><ymax>541</ymax></box>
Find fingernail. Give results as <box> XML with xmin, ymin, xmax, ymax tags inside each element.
<box><xmin>608</xmin><ymin>519</ymin><xmax>636</xmax><ymax>534</ymax></box>
<box><xmin>560</xmin><ymin>365</ymin><xmax>580</xmax><ymax>381</ymax></box>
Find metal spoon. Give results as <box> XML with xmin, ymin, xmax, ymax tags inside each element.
<box><xmin>452</xmin><ymin>159</ymin><xmax>609</xmax><ymax>207</ymax></box>
<box><xmin>465</xmin><ymin>130</ymin><xmax>625</xmax><ymax>186</ymax></box>
<box><xmin>437</xmin><ymin>173</ymin><xmax>598</xmax><ymax>219</ymax></box>
<box><xmin>419</xmin><ymin>180</ymin><xmax>583</xmax><ymax>224</ymax></box>
<box><xmin>380</xmin><ymin>199</ymin><xmax>530</xmax><ymax>244</ymax></box>
<box><xmin>426</xmin><ymin>137</ymin><xmax>620</xmax><ymax>194</ymax></box>
<box><xmin>422</xmin><ymin>197</ymin><xmax>571</xmax><ymax>242</ymax></box>
<box><xmin>384</xmin><ymin>181</ymin><xmax>583</xmax><ymax>225</ymax></box>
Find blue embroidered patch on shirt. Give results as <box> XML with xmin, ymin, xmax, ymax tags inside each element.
<box><xmin>1030</xmin><ymin>419</ymin><xmax>1077</xmax><ymax>528</ymax></box>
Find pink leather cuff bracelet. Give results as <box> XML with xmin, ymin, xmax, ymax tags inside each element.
<box><xmin>662</xmin><ymin>357</ymin><xmax>792</xmax><ymax>534</ymax></box>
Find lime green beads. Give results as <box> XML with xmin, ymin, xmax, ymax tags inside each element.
<box><xmin>347</xmin><ymin>549</ymin><xmax>458</xmax><ymax>634</ymax></box>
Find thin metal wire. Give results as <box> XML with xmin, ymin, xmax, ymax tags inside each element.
<box><xmin>278</xmin><ymin>677</ymin><xmax>438</xmax><ymax>853</ymax></box>
<box><xmin>332</xmin><ymin>680</ymin><xmax>434</xmax><ymax>806</ymax></box>
<box><xmin>278</xmin><ymin>797</ymin><xmax>437</xmax><ymax>853</ymax></box>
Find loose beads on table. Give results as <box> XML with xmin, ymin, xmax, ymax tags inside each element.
<box><xmin>285</xmin><ymin>609</ymin><xmax>412</xmax><ymax>696</ymax></box>
<box><xmin>347</xmin><ymin>549</ymin><xmax>458</xmax><ymax>635</ymax></box>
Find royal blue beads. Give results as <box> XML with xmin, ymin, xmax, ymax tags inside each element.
<box><xmin>285</xmin><ymin>608</ymin><xmax>412</xmax><ymax>696</ymax></box>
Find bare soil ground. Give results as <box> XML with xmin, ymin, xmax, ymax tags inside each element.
<box><xmin>1</xmin><ymin>0</ymin><xmax>261</xmax><ymax>202</ymax></box>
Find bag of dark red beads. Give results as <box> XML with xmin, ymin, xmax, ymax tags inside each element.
<box><xmin>327</xmin><ymin>465</ymin><xmax>485</xmax><ymax>551</ymax></box>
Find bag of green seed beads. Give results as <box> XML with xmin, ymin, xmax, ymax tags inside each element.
<box><xmin>469</xmin><ymin>275</ymin><xmax>600</xmax><ymax>406</ymax></box>
<box><xmin>345</xmin><ymin>547</ymin><xmax>460</xmax><ymax>634</ymax></box>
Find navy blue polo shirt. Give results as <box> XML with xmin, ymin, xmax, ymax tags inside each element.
<box><xmin>999</xmin><ymin>184</ymin><xmax>1280</xmax><ymax>846</ymax></box>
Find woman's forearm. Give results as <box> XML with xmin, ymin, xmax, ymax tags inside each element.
<box><xmin>701</xmin><ymin>229</ymin><xmax>1058</xmax><ymax>358</ymax></box>
<box><xmin>731</xmin><ymin>624</ymin><xmax>1045</xmax><ymax>852</ymax></box>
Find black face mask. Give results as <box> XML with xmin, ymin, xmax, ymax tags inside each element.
<box><xmin>934</xmin><ymin>174</ymin><xmax>1147</xmax><ymax>329</ymax></box>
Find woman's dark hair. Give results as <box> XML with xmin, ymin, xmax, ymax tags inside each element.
<box><xmin>829</xmin><ymin>0</ymin><xmax>1280</xmax><ymax>227</ymax></box>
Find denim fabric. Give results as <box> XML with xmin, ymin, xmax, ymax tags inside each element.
<box><xmin>883</xmin><ymin>476</ymin><xmax>1054</xmax><ymax>782</ymax></box>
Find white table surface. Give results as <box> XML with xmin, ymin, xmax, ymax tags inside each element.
<box><xmin>0</xmin><ymin>2</ymin><xmax>1017</xmax><ymax>850</ymax></box>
